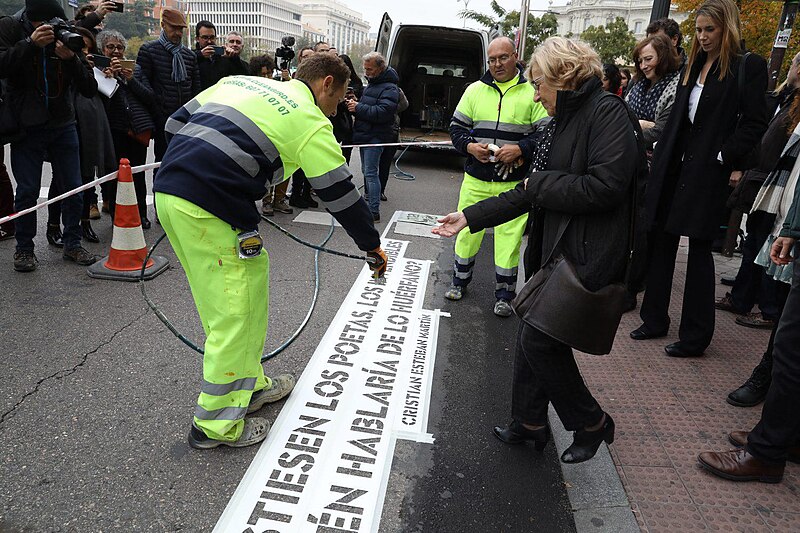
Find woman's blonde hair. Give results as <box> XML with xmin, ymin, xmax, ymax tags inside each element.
<box><xmin>682</xmin><ymin>0</ymin><xmax>742</xmax><ymax>85</ymax></box>
<box><xmin>526</xmin><ymin>37</ymin><xmax>602</xmax><ymax>91</ymax></box>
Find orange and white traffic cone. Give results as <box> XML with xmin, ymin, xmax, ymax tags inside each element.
<box><xmin>88</xmin><ymin>159</ymin><xmax>169</xmax><ymax>281</ymax></box>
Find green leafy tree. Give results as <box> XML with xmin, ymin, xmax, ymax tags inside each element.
<box><xmin>347</xmin><ymin>41</ymin><xmax>375</xmax><ymax>75</ymax></box>
<box><xmin>580</xmin><ymin>16</ymin><xmax>637</xmax><ymax>64</ymax></box>
<box><xmin>125</xmin><ymin>35</ymin><xmax>155</xmax><ymax>59</ymax></box>
<box><xmin>0</xmin><ymin>0</ymin><xmax>24</xmax><ymax>17</ymax></box>
<box><xmin>103</xmin><ymin>0</ymin><xmax>157</xmax><ymax>39</ymax></box>
<box><xmin>458</xmin><ymin>1</ymin><xmax>558</xmax><ymax>59</ymax></box>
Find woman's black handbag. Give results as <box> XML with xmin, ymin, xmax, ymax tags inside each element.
<box><xmin>511</xmin><ymin>93</ymin><xmax>644</xmax><ymax>355</ymax></box>
<box><xmin>511</xmin><ymin>174</ymin><xmax>638</xmax><ymax>355</ymax></box>
<box><xmin>511</xmin><ymin>247</ymin><xmax>627</xmax><ymax>355</ymax></box>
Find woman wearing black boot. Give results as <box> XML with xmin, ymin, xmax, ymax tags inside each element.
<box><xmin>434</xmin><ymin>37</ymin><xmax>642</xmax><ymax>463</ymax></box>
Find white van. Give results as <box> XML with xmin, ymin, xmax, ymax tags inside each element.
<box><xmin>374</xmin><ymin>13</ymin><xmax>491</xmax><ymax>151</ymax></box>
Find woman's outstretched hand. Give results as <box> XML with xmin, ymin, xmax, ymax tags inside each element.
<box><xmin>432</xmin><ymin>212</ymin><xmax>467</xmax><ymax>238</ymax></box>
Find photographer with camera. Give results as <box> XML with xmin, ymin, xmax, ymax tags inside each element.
<box><xmin>0</xmin><ymin>0</ymin><xmax>99</xmax><ymax>272</ymax></box>
<box><xmin>73</xmin><ymin>1</ymin><xmax>121</xmax><ymax>36</ymax></box>
<box><xmin>194</xmin><ymin>21</ymin><xmax>249</xmax><ymax>91</ymax></box>
<box><xmin>275</xmin><ymin>36</ymin><xmax>296</xmax><ymax>82</ymax></box>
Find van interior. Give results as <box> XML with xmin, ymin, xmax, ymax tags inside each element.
<box><xmin>388</xmin><ymin>25</ymin><xmax>485</xmax><ymax>143</ymax></box>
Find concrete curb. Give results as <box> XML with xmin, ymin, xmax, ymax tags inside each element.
<box><xmin>548</xmin><ymin>406</ymin><xmax>640</xmax><ymax>533</ymax></box>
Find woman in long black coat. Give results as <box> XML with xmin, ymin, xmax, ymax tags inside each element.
<box><xmin>632</xmin><ymin>0</ymin><xmax>768</xmax><ymax>357</ymax></box>
<box><xmin>434</xmin><ymin>37</ymin><xmax>644</xmax><ymax>464</ymax></box>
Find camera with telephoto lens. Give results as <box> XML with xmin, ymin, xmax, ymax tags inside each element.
<box><xmin>275</xmin><ymin>36</ymin><xmax>295</xmax><ymax>72</ymax></box>
<box><xmin>46</xmin><ymin>17</ymin><xmax>84</xmax><ymax>53</ymax></box>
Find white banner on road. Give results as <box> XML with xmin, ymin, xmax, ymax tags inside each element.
<box><xmin>214</xmin><ymin>238</ymin><xmax>444</xmax><ymax>533</ymax></box>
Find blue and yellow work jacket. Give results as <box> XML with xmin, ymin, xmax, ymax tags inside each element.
<box><xmin>449</xmin><ymin>69</ymin><xmax>548</xmax><ymax>182</ymax></box>
<box><xmin>153</xmin><ymin>76</ymin><xmax>380</xmax><ymax>251</ymax></box>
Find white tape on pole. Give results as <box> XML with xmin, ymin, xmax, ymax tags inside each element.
<box><xmin>213</xmin><ymin>237</ymin><xmax>443</xmax><ymax>533</ymax></box>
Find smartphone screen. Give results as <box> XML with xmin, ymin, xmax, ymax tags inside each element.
<box><xmin>112</xmin><ymin>2</ymin><xmax>124</xmax><ymax>12</ymax></box>
<box><xmin>119</xmin><ymin>59</ymin><xmax>135</xmax><ymax>70</ymax></box>
<box><xmin>92</xmin><ymin>54</ymin><xmax>111</xmax><ymax>69</ymax></box>
<box><xmin>212</xmin><ymin>46</ymin><xmax>225</xmax><ymax>56</ymax></box>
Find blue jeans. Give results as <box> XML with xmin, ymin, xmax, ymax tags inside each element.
<box><xmin>11</xmin><ymin>124</ymin><xmax>83</xmax><ymax>251</ymax></box>
<box><xmin>360</xmin><ymin>146</ymin><xmax>383</xmax><ymax>216</ymax></box>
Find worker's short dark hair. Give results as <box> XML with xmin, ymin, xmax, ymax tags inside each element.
<box><xmin>295</xmin><ymin>53</ymin><xmax>350</xmax><ymax>88</ymax></box>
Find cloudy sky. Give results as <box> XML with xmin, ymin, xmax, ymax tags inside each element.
<box><xmin>341</xmin><ymin>0</ymin><xmax>556</xmax><ymax>34</ymax></box>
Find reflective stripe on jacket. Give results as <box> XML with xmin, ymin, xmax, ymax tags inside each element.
<box><xmin>449</xmin><ymin>69</ymin><xmax>547</xmax><ymax>182</ymax></box>
<box><xmin>153</xmin><ymin>76</ymin><xmax>380</xmax><ymax>250</ymax></box>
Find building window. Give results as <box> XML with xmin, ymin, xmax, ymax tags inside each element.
<box><xmin>634</xmin><ymin>21</ymin><xmax>643</xmax><ymax>33</ymax></box>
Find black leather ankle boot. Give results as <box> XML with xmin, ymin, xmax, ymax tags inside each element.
<box><xmin>561</xmin><ymin>413</ymin><xmax>615</xmax><ymax>464</ymax></box>
<box><xmin>493</xmin><ymin>421</ymin><xmax>550</xmax><ymax>451</ymax></box>
<box><xmin>46</xmin><ymin>223</ymin><xmax>63</xmax><ymax>247</ymax></box>
<box><xmin>81</xmin><ymin>219</ymin><xmax>99</xmax><ymax>243</ymax></box>
<box><xmin>727</xmin><ymin>362</ymin><xmax>771</xmax><ymax>407</ymax></box>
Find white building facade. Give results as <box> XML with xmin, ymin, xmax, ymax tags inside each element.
<box><xmin>302</xmin><ymin>22</ymin><xmax>327</xmax><ymax>46</ymax></box>
<box><xmin>550</xmin><ymin>0</ymin><xmax>688</xmax><ymax>41</ymax></box>
<box><xmin>186</xmin><ymin>0</ymin><xmax>303</xmax><ymax>56</ymax></box>
<box><xmin>291</xmin><ymin>0</ymin><xmax>370</xmax><ymax>54</ymax></box>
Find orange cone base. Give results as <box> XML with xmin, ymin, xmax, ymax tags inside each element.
<box><xmin>87</xmin><ymin>254</ymin><xmax>169</xmax><ymax>281</ymax></box>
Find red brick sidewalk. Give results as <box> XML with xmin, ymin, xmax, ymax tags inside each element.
<box><xmin>575</xmin><ymin>245</ymin><xmax>800</xmax><ymax>532</ymax></box>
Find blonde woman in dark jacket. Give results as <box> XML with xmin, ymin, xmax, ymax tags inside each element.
<box><xmin>434</xmin><ymin>37</ymin><xmax>643</xmax><ymax>464</ymax></box>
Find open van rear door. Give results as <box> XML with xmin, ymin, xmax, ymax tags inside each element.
<box><xmin>375</xmin><ymin>12</ymin><xmax>392</xmax><ymax>55</ymax></box>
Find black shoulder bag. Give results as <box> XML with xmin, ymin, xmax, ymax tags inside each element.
<box><xmin>510</xmin><ymin>96</ymin><xmax>644</xmax><ymax>356</ymax></box>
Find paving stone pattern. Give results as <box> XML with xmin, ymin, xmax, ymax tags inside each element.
<box><xmin>574</xmin><ymin>244</ymin><xmax>799</xmax><ymax>532</ymax></box>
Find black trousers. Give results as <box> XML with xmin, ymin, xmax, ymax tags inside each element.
<box><xmin>511</xmin><ymin>322</ymin><xmax>603</xmax><ymax>431</ymax></box>
<box><xmin>749</xmin><ymin>280</ymin><xmax>791</xmax><ymax>372</ymax></box>
<box><xmin>47</xmin><ymin>171</ymin><xmax>96</xmax><ymax>222</ymax></box>
<box><xmin>640</xmin><ymin>231</ymin><xmax>715</xmax><ymax>351</ymax></box>
<box><xmin>0</xmin><ymin>150</ymin><xmax>14</xmax><ymax>234</ymax></box>
<box><xmin>290</xmin><ymin>168</ymin><xmax>313</xmax><ymax>201</ymax></box>
<box><xmin>730</xmin><ymin>211</ymin><xmax>780</xmax><ymax>319</ymax></box>
<box><xmin>108</xmin><ymin>131</ymin><xmax>149</xmax><ymax>217</ymax></box>
<box><xmin>747</xmin><ymin>257</ymin><xmax>800</xmax><ymax>463</ymax></box>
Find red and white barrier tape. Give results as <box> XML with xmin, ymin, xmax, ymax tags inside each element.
<box><xmin>340</xmin><ymin>140</ymin><xmax>452</xmax><ymax>149</ymax></box>
<box><xmin>0</xmin><ymin>162</ymin><xmax>161</xmax><ymax>225</ymax></box>
<box><xmin>0</xmin><ymin>140</ymin><xmax>451</xmax><ymax>225</ymax></box>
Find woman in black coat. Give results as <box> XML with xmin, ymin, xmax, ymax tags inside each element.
<box><xmin>434</xmin><ymin>37</ymin><xmax>643</xmax><ymax>464</ymax></box>
<box><xmin>632</xmin><ymin>0</ymin><xmax>768</xmax><ymax>357</ymax></box>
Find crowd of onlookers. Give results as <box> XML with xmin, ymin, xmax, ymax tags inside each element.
<box><xmin>434</xmin><ymin>0</ymin><xmax>798</xmax><ymax>484</ymax></box>
<box><xmin>1</xmin><ymin>0</ymin><xmax>797</xmax><ymax>484</ymax></box>
<box><xmin>0</xmin><ymin>0</ymin><xmax>400</xmax><ymax>270</ymax></box>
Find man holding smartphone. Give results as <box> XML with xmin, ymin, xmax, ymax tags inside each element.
<box><xmin>194</xmin><ymin>21</ymin><xmax>248</xmax><ymax>91</ymax></box>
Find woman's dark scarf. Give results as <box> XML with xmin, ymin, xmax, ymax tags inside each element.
<box><xmin>627</xmin><ymin>71</ymin><xmax>678</xmax><ymax>122</ymax></box>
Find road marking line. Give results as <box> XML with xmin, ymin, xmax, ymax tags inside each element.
<box><xmin>214</xmin><ymin>236</ymin><xmax>443</xmax><ymax>533</ymax></box>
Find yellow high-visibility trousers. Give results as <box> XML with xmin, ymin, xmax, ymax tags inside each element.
<box><xmin>156</xmin><ymin>192</ymin><xmax>271</xmax><ymax>442</ymax></box>
<box><xmin>453</xmin><ymin>174</ymin><xmax>528</xmax><ymax>300</ymax></box>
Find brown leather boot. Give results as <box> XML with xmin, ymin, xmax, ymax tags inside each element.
<box><xmin>698</xmin><ymin>449</ymin><xmax>784</xmax><ymax>483</ymax></box>
<box><xmin>727</xmin><ymin>431</ymin><xmax>800</xmax><ymax>464</ymax></box>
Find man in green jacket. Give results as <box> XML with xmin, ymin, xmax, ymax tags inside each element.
<box><xmin>446</xmin><ymin>37</ymin><xmax>547</xmax><ymax>316</ymax></box>
<box><xmin>154</xmin><ymin>54</ymin><xmax>386</xmax><ymax>449</ymax></box>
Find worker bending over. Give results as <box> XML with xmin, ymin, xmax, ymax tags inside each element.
<box><xmin>154</xmin><ymin>54</ymin><xmax>387</xmax><ymax>449</ymax></box>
